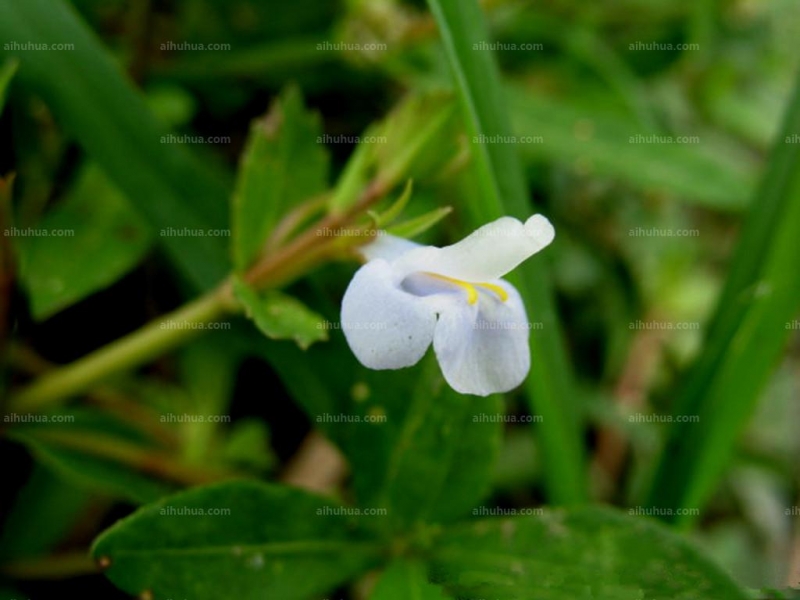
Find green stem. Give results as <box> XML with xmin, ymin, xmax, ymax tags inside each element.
<box><xmin>7</xmin><ymin>284</ymin><xmax>233</xmax><ymax>413</ymax></box>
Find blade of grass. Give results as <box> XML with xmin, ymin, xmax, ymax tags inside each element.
<box><xmin>646</xmin><ymin>70</ymin><xmax>800</xmax><ymax>527</ymax></box>
<box><xmin>426</xmin><ymin>0</ymin><xmax>586</xmax><ymax>504</ymax></box>
<box><xmin>0</xmin><ymin>0</ymin><xmax>230</xmax><ymax>291</ymax></box>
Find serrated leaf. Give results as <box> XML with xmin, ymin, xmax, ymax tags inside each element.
<box><xmin>428</xmin><ymin>507</ymin><xmax>749</xmax><ymax>600</ymax></box>
<box><xmin>91</xmin><ymin>481</ymin><xmax>381</xmax><ymax>600</ymax></box>
<box><xmin>15</xmin><ymin>164</ymin><xmax>153</xmax><ymax>320</ymax></box>
<box><xmin>232</xmin><ymin>278</ymin><xmax>327</xmax><ymax>349</ymax></box>
<box><xmin>371</xmin><ymin>560</ymin><xmax>449</xmax><ymax>600</ymax></box>
<box><xmin>232</xmin><ymin>86</ymin><xmax>329</xmax><ymax>270</ymax></box>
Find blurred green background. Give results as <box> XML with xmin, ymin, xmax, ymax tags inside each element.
<box><xmin>1</xmin><ymin>0</ymin><xmax>799</xmax><ymax>598</ymax></box>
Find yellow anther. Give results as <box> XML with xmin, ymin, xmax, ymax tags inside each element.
<box><xmin>424</xmin><ymin>273</ymin><xmax>507</xmax><ymax>304</ymax></box>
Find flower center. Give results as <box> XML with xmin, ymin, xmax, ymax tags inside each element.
<box><xmin>424</xmin><ymin>273</ymin><xmax>509</xmax><ymax>305</ymax></box>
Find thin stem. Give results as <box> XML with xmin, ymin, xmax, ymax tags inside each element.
<box><xmin>5</xmin><ymin>178</ymin><xmax>390</xmax><ymax>414</ymax></box>
<box><xmin>7</xmin><ymin>283</ymin><xmax>233</xmax><ymax>413</ymax></box>
<box><xmin>6</xmin><ymin>429</ymin><xmax>239</xmax><ymax>485</ymax></box>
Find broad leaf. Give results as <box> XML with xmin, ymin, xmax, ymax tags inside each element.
<box><xmin>233</xmin><ymin>277</ymin><xmax>328</xmax><ymax>349</ymax></box>
<box><xmin>428</xmin><ymin>507</ymin><xmax>749</xmax><ymax>600</ymax></box>
<box><xmin>232</xmin><ymin>86</ymin><xmax>329</xmax><ymax>271</ymax></box>
<box><xmin>371</xmin><ymin>560</ymin><xmax>449</xmax><ymax>600</ymax></box>
<box><xmin>15</xmin><ymin>164</ymin><xmax>153</xmax><ymax>320</ymax></box>
<box><xmin>91</xmin><ymin>481</ymin><xmax>381</xmax><ymax>600</ymax></box>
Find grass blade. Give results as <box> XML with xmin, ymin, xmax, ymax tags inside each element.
<box><xmin>647</xmin><ymin>70</ymin><xmax>800</xmax><ymax>526</ymax></box>
<box><xmin>0</xmin><ymin>0</ymin><xmax>230</xmax><ymax>290</ymax></box>
<box><xmin>426</xmin><ymin>0</ymin><xmax>586</xmax><ymax>504</ymax></box>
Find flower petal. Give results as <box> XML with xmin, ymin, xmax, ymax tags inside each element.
<box><xmin>432</xmin><ymin>280</ymin><xmax>531</xmax><ymax>396</ymax></box>
<box><xmin>341</xmin><ymin>259</ymin><xmax>437</xmax><ymax>369</ymax></box>
<box><xmin>393</xmin><ymin>214</ymin><xmax>555</xmax><ymax>281</ymax></box>
<box><xmin>360</xmin><ymin>233</ymin><xmax>421</xmax><ymax>262</ymax></box>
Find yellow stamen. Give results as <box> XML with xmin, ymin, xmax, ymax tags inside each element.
<box><xmin>475</xmin><ymin>282</ymin><xmax>509</xmax><ymax>302</ymax></box>
<box><xmin>424</xmin><ymin>273</ymin><xmax>507</xmax><ymax>304</ymax></box>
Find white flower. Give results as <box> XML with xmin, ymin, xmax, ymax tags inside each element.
<box><xmin>340</xmin><ymin>215</ymin><xmax>555</xmax><ymax>396</ymax></box>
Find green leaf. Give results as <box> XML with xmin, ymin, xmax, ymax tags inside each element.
<box><xmin>0</xmin><ymin>0</ymin><xmax>230</xmax><ymax>291</ymax></box>
<box><xmin>371</xmin><ymin>560</ymin><xmax>449</xmax><ymax>600</ymax></box>
<box><xmin>221</xmin><ymin>418</ymin><xmax>275</xmax><ymax>473</ymax></box>
<box><xmin>507</xmin><ymin>85</ymin><xmax>756</xmax><ymax>211</ymax></box>
<box><xmin>385</xmin><ymin>206</ymin><xmax>453</xmax><ymax>239</ymax></box>
<box><xmin>329</xmin><ymin>93</ymin><xmax>459</xmax><ymax>214</ymax></box>
<box><xmin>0</xmin><ymin>465</ymin><xmax>91</xmax><ymax>559</ymax></box>
<box><xmin>91</xmin><ymin>481</ymin><xmax>381</xmax><ymax>600</ymax></box>
<box><xmin>262</xmin><ymin>342</ymin><xmax>502</xmax><ymax>535</ymax></box>
<box><xmin>370</xmin><ymin>179</ymin><xmax>414</xmax><ymax>228</ymax></box>
<box><xmin>232</xmin><ymin>86</ymin><xmax>329</xmax><ymax>271</ymax></box>
<box><xmin>6</xmin><ymin>409</ymin><xmax>175</xmax><ymax>504</ymax></box>
<box><xmin>646</xmin><ymin>70</ymin><xmax>800</xmax><ymax>526</ymax></box>
<box><xmin>358</xmin><ymin>357</ymin><xmax>503</xmax><ymax>533</ymax></box>
<box><xmin>426</xmin><ymin>0</ymin><xmax>586</xmax><ymax>504</ymax></box>
<box><xmin>178</xmin><ymin>337</ymin><xmax>239</xmax><ymax>464</ymax></box>
<box><xmin>14</xmin><ymin>164</ymin><xmax>153</xmax><ymax>320</ymax></box>
<box><xmin>428</xmin><ymin>507</ymin><xmax>749</xmax><ymax>600</ymax></box>
<box><xmin>0</xmin><ymin>58</ymin><xmax>18</xmax><ymax>114</ymax></box>
<box><xmin>232</xmin><ymin>278</ymin><xmax>328</xmax><ymax>350</ymax></box>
